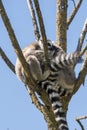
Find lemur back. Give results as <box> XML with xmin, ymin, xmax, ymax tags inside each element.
<box><xmin>15</xmin><ymin>40</ymin><xmax>82</xmax><ymax>130</ymax></box>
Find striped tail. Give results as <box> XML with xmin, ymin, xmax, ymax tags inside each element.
<box><xmin>39</xmin><ymin>81</ymin><xmax>69</xmax><ymax>130</ymax></box>
<box><xmin>54</xmin><ymin>52</ymin><xmax>83</xmax><ymax>68</ymax></box>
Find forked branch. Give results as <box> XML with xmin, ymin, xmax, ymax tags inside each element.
<box><xmin>0</xmin><ymin>0</ymin><xmax>43</xmax><ymax>112</ymax></box>
<box><xmin>76</xmin><ymin>19</ymin><xmax>87</xmax><ymax>51</ymax></box>
<box><xmin>76</xmin><ymin>115</ymin><xmax>87</xmax><ymax>130</ymax></box>
<box><xmin>26</xmin><ymin>85</ymin><xmax>57</xmax><ymax>129</ymax></box>
<box><xmin>33</xmin><ymin>0</ymin><xmax>49</xmax><ymax>67</ymax></box>
<box><xmin>0</xmin><ymin>1</ymin><xmax>57</xmax><ymax>128</ymax></box>
<box><xmin>27</xmin><ymin>0</ymin><xmax>40</xmax><ymax>41</ymax></box>
<box><xmin>74</xmin><ymin>52</ymin><xmax>87</xmax><ymax>93</ymax></box>
<box><xmin>27</xmin><ymin>0</ymin><xmax>49</xmax><ymax>69</ymax></box>
<box><xmin>73</xmin><ymin>19</ymin><xmax>87</xmax><ymax>93</ymax></box>
<box><xmin>0</xmin><ymin>0</ymin><xmax>36</xmax><ymax>87</ymax></box>
<box><xmin>26</xmin><ymin>86</ymin><xmax>44</xmax><ymax>113</ymax></box>
<box><xmin>64</xmin><ymin>19</ymin><xmax>87</xmax><ymax>112</ymax></box>
<box><xmin>67</xmin><ymin>0</ymin><xmax>83</xmax><ymax>27</ymax></box>
<box><xmin>71</xmin><ymin>0</ymin><xmax>76</xmax><ymax>7</ymax></box>
<box><xmin>80</xmin><ymin>44</ymin><xmax>87</xmax><ymax>56</ymax></box>
<box><xmin>76</xmin><ymin>115</ymin><xmax>87</xmax><ymax>120</ymax></box>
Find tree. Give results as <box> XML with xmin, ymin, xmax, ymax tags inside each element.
<box><xmin>0</xmin><ymin>0</ymin><xmax>87</xmax><ymax>130</ymax></box>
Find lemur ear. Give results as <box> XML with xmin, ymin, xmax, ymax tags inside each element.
<box><xmin>38</xmin><ymin>39</ymin><xmax>53</xmax><ymax>50</ymax></box>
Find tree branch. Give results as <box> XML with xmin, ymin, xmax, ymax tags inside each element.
<box><xmin>56</xmin><ymin>0</ymin><xmax>67</xmax><ymax>51</ymax></box>
<box><xmin>65</xmin><ymin>52</ymin><xmax>87</xmax><ymax>109</ymax></box>
<box><xmin>26</xmin><ymin>85</ymin><xmax>57</xmax><ymax>129</ymax></box>
<box><xmin>71</xmin><ymin>0</ymin><xmax>76</xmax><ymax>7</ymax></box>
<box><xmin>26</xmin><ymin>86</ymin><xmax>44</xmax><ymax>113</ymax></box>
<box><xmin>0</xmin><ymin>0</ymin><xmax>44</xmax><ymax>116</ymax></box>
<box><xmin>67</xmin><ymin>0</ymin><xmax>83</xmax><ymax>27</ymax></box>
<box><xmin>76</xmin><ymin>115</ymin><xmax>87</xmax><ymax>130</ymax></box>
<box><xmin>0</xmin><ymin>1</ymin><xmax>57</xmax><ymax>128</ymax></box>
<box><xmin>76</xmin><ymin>115</ymin><xmax>87</xmax><ymax>120</ymax></box>
<box><xmin>80</xmin><ymin>44</ymin><xmax>87</xmax><ymax>56</ymax></box>
<box><xmin>33</xmin><ymin>0</ymin><xmax>50</xmax><ymax>68</ymax></box>
<box><xmin>76</xmin><ymin>120</ymin><xmax>84</xmax><ymax>130</ymax></box>
<box><xmin>72</xmin><ymin>19</ymin><xmax>87</xmax><ymax>93</ymax></box>
<box><xmin>61</xmin><ymin>19</ymin><xmax>87</xmax><ymax>117</ymax></box>
<box><xmin>0</xmin><ymin>0</ymin><xmax>36</xmax><ymax>87</ymax></box>
<box><xmin>27</xmin><ymin>0</ymin><xmax>40</xmax><ymax>41</ymax></box>
<box><xmin>0</xmin><ymin>47</ymin><xmax>15</xmax><ymax>73</ymax></box>
<box><xmin>76</xmin><ymin>18</ymin><xmax>87</xmax><ymax>51</ymax></box>
<box><xmin>74</xmin><ymin>52</ymin><xmax>87</xmax><ymax>93</ymax></box>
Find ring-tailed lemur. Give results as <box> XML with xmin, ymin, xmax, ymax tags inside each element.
<box><xmin>15</xmin><ymin>40</ymin><xmax>82</xmax><ymax>130</ymax></box>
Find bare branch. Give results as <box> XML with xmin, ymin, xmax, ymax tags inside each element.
<box><xmin>0</xmin><ymin>0</ymin><xmax>41</xmax><ymax>119</ymax></box>
<box><xmin>64</xmin><ymin>47</ymin><xmax>87</xmax><ymax>121</ymax></box>
<box><xmin>67</xmin><ymin>0</ymin><xmax>83</xmax><ymax>27</ymax></box>
<box><xmin>26</xmin><ymin>86</ymin><xmax>44</xmax><ymax>113</ymax></box>
<box><xmin>80</xmin><ymin>44</ymin><xmax>87</xmax><ymax>56</ymax></box>
<box><xmin>72</xmin><ymin>19</ymin><xmax>87</xmax><ymax>93</ymax></box>
<box><xmin>56</xmin><ymin>0</ymin><xmax>67</xmax><ymax>51</ymax></box>
<box><xmin>0</xmin><ymin>2</ymin><xmax>57</xmax><ymax>128</ymax></box>
<box><xmin>76</xmin><ymin>19</ymin><xmax>87</xmax><ymax>51</ymax></box>
<box><xmin>76</xmin><ymin>115</ymin><xmax>87</xmax><ymax>130</ymax></box>
<box><xmin>0</xmin><ymin>47</ymin><xmax>15</xmax><ymax>73</ymax></box>
<box><xmin>33</xmin><ymin>0</ymin><xmax>50</xmax><ymax>68</ymax></box>
<box><xmin>0</xmin><ymin>0</ymin><xmax>36</xmax><ymax>87</ymax></box>
<box><xmin>27</xmin><ymin>0</ymin><xmax>40</xmax><ymax>41</ymax></box>
<box><xmin>76</xmin><ymin>120</ymin><xmax>84</xmax><ymax>130</ymax></box>
<box><xmin>26</xmin><ymin>84</ymin><xmax>57</xmax><ymax>129</ymax></box>
<box><xmin>71</xmin><ymin>0</ymin><xmax>76</xmax><ymax>7</ymax></box>
<box><xmin>76</xmin><ymin>115</ymin><xmax>87</xmax><ymax>120</ymax></box>
<box><xmin>74</xmin><ymin>52</ymin><xmax>87</xmax><ymax>93</ymax></box>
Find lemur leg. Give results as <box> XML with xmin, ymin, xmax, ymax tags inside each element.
<box><xmin>27</xmin><ymin>55</ymin><xmax>43</xmax><ymax>82</ymax></box>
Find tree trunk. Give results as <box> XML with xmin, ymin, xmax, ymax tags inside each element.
<box><xmin>56</xmin><ymin>0</ymin><xmax>67</xmax><ymax>51</ymax></box>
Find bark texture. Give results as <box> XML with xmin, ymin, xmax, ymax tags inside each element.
<box><xmin>56</xmin><ymin>0</ymin><xmax>67</xmax><ymax>51</ymax></box>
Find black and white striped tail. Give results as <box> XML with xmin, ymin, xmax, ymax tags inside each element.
<box><xmin>39</xmin><ymin>81</ymin><xmax>69</xmax><ymax>130</ymax></box>
<box><xmin>54</xmin><ymin>52</ymin><xmax>82</xmax><ymax>68</ymax></box>
<box><xmin>39</xmin><ymin>39</ymin><xmax>83</xmax><ymax>68</ymax></box>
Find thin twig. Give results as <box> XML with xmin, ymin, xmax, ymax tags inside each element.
<box><xmin>27</xmin><ymin>0</ymin><xmax>40</xmax><ymax>41</ymax></box>
<box><xmin>71</xmin><ymin>0</ymin><xmax>76</xmax><ymax>7</ymax></box>
<box><xmin>0</xmin><ymin>47</ymin><xmax>15</xmax><ymax>73</ymax></box>
<box><xmin>74</xmin><ymin>52</ymin><xmax>87</xmax><ymax>93</ymax></box>
<box><xmin>76</xmin><ymin>115</ymin><xmax>87</xmax><ymax>130</ymax></box>
<box><xmin>26</xmin><ymin>84</ymin><xmax>57</xmax><ymax>128</ymax></box>
<box><xmin>67</xmin><ymin>0</ymin><xmax>83</xmax><ymax>27</ymax></box>
<box><xmin>76</xmin><ymin>115</ymin><xmax>87</xmax><ymax>120</ymax></box>
<box><xmin>0</xmin><ymin>0</ymin><xmax>36</xmax><ymax>87</ymax></box>
<box><xmin>73</xmin><ymin>19</ymin><xmax>87</xmax><ymax>92</ymax></box>
<box><xmin>26</xmin><ymin>86</ymin><xmax>43</xmax><ymax>113</ymax></box>
<box><xmin>80</xmin><ymin>44</ymin><xmax>87</xmax><ymax>56</ymax></box>
<box><xmin>33</xmin><ymin>0</ymin><xmax>49</xmax><ymax>67</ymax></box>
<box><xmin>76</xmin><ymin>120</ymin><xmax>84</xmax><ymax>130</ymax></box>
<box><xmin>76</xmin><ymin>18</ymin><xmax>87</xmax><ymax>51</ymax></box>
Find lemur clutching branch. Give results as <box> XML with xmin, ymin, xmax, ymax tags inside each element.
<box><xmin>15</xmin><ymin>40</ymin><xmax>84</xmax><ymax>130</ymax></box>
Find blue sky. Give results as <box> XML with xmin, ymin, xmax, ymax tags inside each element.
<box><xmin>0</xmin><ymin>0</ymin><xmax>87</xmax><ymax>130</ymax></box>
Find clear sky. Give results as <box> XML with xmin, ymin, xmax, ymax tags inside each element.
<box><xmin>0</xmin><ymin>0</ymin><xmax>87</xmax><ymax>130</ymax></box>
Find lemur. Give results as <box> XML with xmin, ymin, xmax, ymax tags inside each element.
<box><xmin>15</xmin><ymin>40</ymin><xmax>82</xmax><ymax>130</ymax></box>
